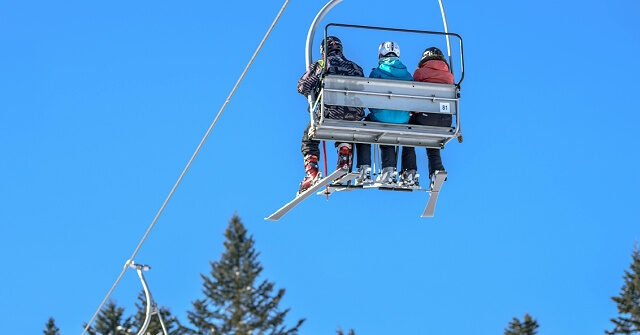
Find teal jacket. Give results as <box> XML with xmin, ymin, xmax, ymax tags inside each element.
<box><xmin>368</xmin><ymin>57</ymin><xmax>413</xmax><ymax>124</ymax></box>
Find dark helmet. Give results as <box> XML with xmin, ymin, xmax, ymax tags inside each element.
<box><xmin>419</xmin><ymin>47</ymin><xmax>447</xmax><ymax>67</ymax></box>
<box><xmin>320</xmin><ymin>36</ymin><xmax>343</xmax><ymax>55</ymax></box>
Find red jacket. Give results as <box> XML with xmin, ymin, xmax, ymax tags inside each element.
<box><xmin>413</xmin><ymin>60</ymin><xmax>454</xmax><ymax>84</ymax></box>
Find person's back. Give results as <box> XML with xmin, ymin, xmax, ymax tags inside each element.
<box><xmin>298</xmin><ymin>48</ymin><xmax>365</xmax><ymax>121</ymax></box>
<box><xmin>368</xmin><ymin>55</ymin><xmax>413</xmax><ymax>124</ymax></box>
<box><xmin>296</xmin><ymin>36</ymin><xmax>365</xmax><ymax>193</ymax></box>
<box><xmin>399</xmin><ymin>47</ymin><xmax>454</xmax><ymax>187</ymax></box>
<box><xmin>355</xmin><ymin>41</ymin><xmax>414</xmax><ymax>185</ymax></box>
<box><xmin>413</xmin><ymin>57</ymin><xmax>454</xmax><ymax>84</ymax></box>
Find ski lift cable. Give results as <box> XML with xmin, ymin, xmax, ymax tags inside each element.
<box><xmin>81</xmin><ymin>1</ymin><xmax>290</xmax><ymax>333</ymax></box>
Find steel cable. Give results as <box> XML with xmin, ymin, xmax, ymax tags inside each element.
<box><xmin>81</xmin><ymin>1</ymin><xmax>290</xmax><ymax>333</ymax></box>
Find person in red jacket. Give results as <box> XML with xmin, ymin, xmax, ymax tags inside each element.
<box><xmin>399</xmin><ymin>47</ymin><xmax>454</xmax><ymax>187</ymax></box>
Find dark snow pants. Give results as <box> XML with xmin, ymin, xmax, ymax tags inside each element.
<box><xmin>301</xmin><ymin>122</ymin><xmax>345</xmax><ymax>158</ymax></box>
<box><xmin>401</xmin><ymin>113</ymin><xmax>452</xmax><ymax>176</ymax></box>
<box><xmin>356</xmin><ymin>143</ymin><xmax>398</xmax><ymax>168</ymax></box>
<box><xmin>301</xmin><ymin>122</ymin><xmax>321</xmax><ymax>157</ymax></box>
<box><xmin>355</xmin><ymin>116</ymin><xmax>398</xmax><ymax>168</ymax></box>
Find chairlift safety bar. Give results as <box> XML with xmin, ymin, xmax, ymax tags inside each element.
<box><xmin>323</xmin><ymin>23</ymin><xmax>465</xmax><ymax>87</ymax></box>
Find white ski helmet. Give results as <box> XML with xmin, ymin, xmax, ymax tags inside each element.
<box><xmin>378</xmin><ymin>41</ymin><xmax>400</xmax><ymax>58</ymax></box>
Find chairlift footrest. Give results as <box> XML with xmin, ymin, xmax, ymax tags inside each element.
<box><xmin>265</xmin><ymin>168</ymin><xmax>349</xmax><ymax>221</ymax></box>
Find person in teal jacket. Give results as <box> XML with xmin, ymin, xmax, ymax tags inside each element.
<box><xmin>356</xmin><ymin>41</ymin><xmax>414</xmax><ymax>185</ymax></box>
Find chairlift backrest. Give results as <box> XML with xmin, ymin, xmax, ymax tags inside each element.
<box><xmin>322</xmin><ymin>75</ymin><xmax>458</xmax><ymax>114</ymax></box>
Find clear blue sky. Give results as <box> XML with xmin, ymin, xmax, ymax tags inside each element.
<box><xmin>1</xmin><ymin>0</ymin><xmax>639</xmax><ymax>334</ymax></box>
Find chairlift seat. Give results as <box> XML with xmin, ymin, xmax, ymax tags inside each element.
<box><xmin>310</xmin><ymin>75</ymin><xmax>461</xmax><ymax>149</ymax></box>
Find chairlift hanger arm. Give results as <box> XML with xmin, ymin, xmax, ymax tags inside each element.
<box><xmin>323</xmin><ymin>23</ymin><xmax>465</xmax><ymax>87</ymax></box>
<box><xmin>305</xmin><ymin>0</ymin><xmax>344</xmax><ymax>111</ymax></box>
<box><xmin>129</xmin><ymin>262</ymin><xmax>169</xmax><ymax>335</ymax></box>
<box><xmin>437</xmin><ymin>0</ymin><xmax>454</xmax><ymax>75</ymax></box>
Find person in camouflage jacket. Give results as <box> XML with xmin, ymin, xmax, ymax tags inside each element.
<box><xmin>296</xmin><ymin>36</ymin><xmax>364</xmax><ymax>193</ymax></box>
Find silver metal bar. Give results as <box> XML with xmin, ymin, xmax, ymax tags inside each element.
<box><xmin>458</xmin><ymin>40</ymin><xmax>464</xmax><ymax>82</ymax></box>
<box><xmin>315</xmin><ymin>135</ymin><xmax>446</xmax><ymax>149</ymax></box>
<box><xmin>372</xmin><ymin>142</ymin><xmax>378</xmax><ymax>176</ymax></box>
<box><xmin>323</xmin><ymin>88</ymin><xmax>460</xmax><ymax>102</ymax></box>
<box><xmin>438</xmin><ymin>0</ymin><xmax>454</xmax><ymax>75</ymax></box>
<box><xmin>376</xmin><ymin>144</ymin><xmax>381</xmax><ymax>177</ymax></box>
<box><xmin>305</xmin><ymin>0</ymin><xmax>344</xmax><ymax>110</ymax></box>
<box><xmin>305</xmin><ymin>0</ymin><xmax>343</xmax><ymax>68</ymax></box>
<box><xmin>454</xmin><ymin>93</ymin><xmax>461</xmax><ymax>138</ymax></box>
<box><xmin>320</xmin><ymin>89</ymin><xmax>326</xmax><ymax>124</ymax></box>
<box><xmin>158</xmin><ymin>313</ymin><xmax>169</xmax><ymax>335</ymax></box>
<box><xmin>310</xmin><ymin>92</ymin><xmax>322</xmax><ymax>128</ymax></box>
<box><xmin>135</xmin><ymin>268</ymin><xmax>153</xmax><ymax>335</ymax></box>
<box><xmin>323</xmin><ymin>75</ymin><xmax>457</xmax><ymax>96</ymax></box>
<box><xmin>318</xmin><ymin>124</ymin><xmax>457</xmax><ymax>138</ymax></box>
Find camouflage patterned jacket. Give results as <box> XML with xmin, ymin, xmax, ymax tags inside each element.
<box><xmin>297</xmin><ymin>51</ymin><xmax>365</xmax><ymax>121</ymax></box>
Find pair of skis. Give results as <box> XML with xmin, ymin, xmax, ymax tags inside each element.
<box><xmin>265</xmin><ymin>169</ymin><xmax>447</xmax><ymax>221</ymax></box>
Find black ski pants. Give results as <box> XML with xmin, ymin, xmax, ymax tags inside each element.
<box><xmin>356</xmin><ymin>143</ymin><xmax>398</xmax><ymax>168</ymax></box>
<box><xmin>301</xmin><ymin>122</ymin><xmax>320</xmax><ymax>157</ymax></box>
<box><xmin>301</xmin><ymin>122</ymin><xmax>346</xmax><ymax>158</ymax></box>
<box><xmin>355</xmin><ymin>116</ymin><xmax>397</xmax><ymax>168</ymax></box>
<box><xmin>401</xmin><ymin>113</ymin><xmax>452</xmax><ymax>176</ymax></box>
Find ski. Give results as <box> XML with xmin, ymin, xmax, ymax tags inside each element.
<box><xmin>265</xmin><ymin>168</ymin><xmax>349</xmax><ymax>221</ymax></box>
<box><xmin>421</xmin><ymin>170</ymin><xmax>447</xmax><ymax>217</ymax></box>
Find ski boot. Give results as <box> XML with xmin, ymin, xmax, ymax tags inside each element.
<box><xmin>298</xmin><ymin>155</ymin><xmax>321</xmax><ymax>194</ymax></box>
<box><xmin>376</xmin><ymin>167</ymin><xmax>397</xmax><ymax>185</ymax></box>
<box><xmin>354</xmin><ymin>165</ymin><xmax>372</xmax><ymax>186</ymax></box>
<box><xmin>429</xmin><ymin>169</ymin><xmax>447</xmax><ymax>190</ymax></box>
<box><xmin>399</xmin><ymin>169</ymin><xmax>419</xmax><ymax>187</ymax></box>
<box><xmin>336</xmin><ymin>143</ymin><xmax>352</xmax><ymax>170</ymax></box>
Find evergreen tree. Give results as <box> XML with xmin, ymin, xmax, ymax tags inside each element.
<box><xmin>83</xmin><ymin>300</ymin><xmax>133</xmax><ymax>335</ymax></box>
<box><xmin>504</xmin><ymin>313</ymin><xmax>539</xmax><ymax>335</ymax></box>
<box><xmin>43</xmin><ymin>317</ymin><xmax>61</xmax><ymax>335</ymax></box>
<box><xmin>606</xmin><ymin>243</ymin><xmax>640</xmax><ymax>334</ymax></box>
<box><xmin>186</xmin><ymin>214</ymin><xmax>305</xmax><ymax>335</ymax></box>
<box><xmin>335</xmin><ymin>326</ymin><xmax>355</xmax><ymax>335</ymax></box>
<box><xmin>132</xmin><ymin>290</ymin><xmax>188</xmax><ymax>335</ymax></box>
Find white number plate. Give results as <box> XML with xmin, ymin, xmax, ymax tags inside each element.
<box><xmin>439</xmin><ymin>102</ymin><xmax>451</xmax><ymax>113</ymax></box>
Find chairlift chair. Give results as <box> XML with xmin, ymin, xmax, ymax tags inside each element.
<box><xmin>266</xmin><ymin>0</ymin><xmax>465</xmax><ymax>221</ymax></box>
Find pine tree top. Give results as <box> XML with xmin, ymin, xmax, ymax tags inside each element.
<box><xmin>606</xmin><ymin>243</ymin><xmax>640</xmax><ymax>334</ymax></box>
<box><xmin>186</xmin><ymin>213</ymin><xmax>305</xmax><ymax>335</ymax></box>
<box><xmin>83</xmin><ymin>300</ymin><xmax>133</xmax><ymax>335</ymax></box>
<box><xmin>504</xmin><ymin>313</ymin><xmax>539</xmax><ymax>335</ymax></box>
<box><xmin>43</xmin><ymin>317</ymin><xmax>60</xmax><ymax>335</ymax></box>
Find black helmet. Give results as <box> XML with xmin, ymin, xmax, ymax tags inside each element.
<box><xmin>320</xmin><ymin>36</ymin><xmax>343</xmax><ymax>56</ymax></box>
<box><xmin>419</xmin><ymin>47</ymin><xmax>447</xmax><ymax>67</ymax></box>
